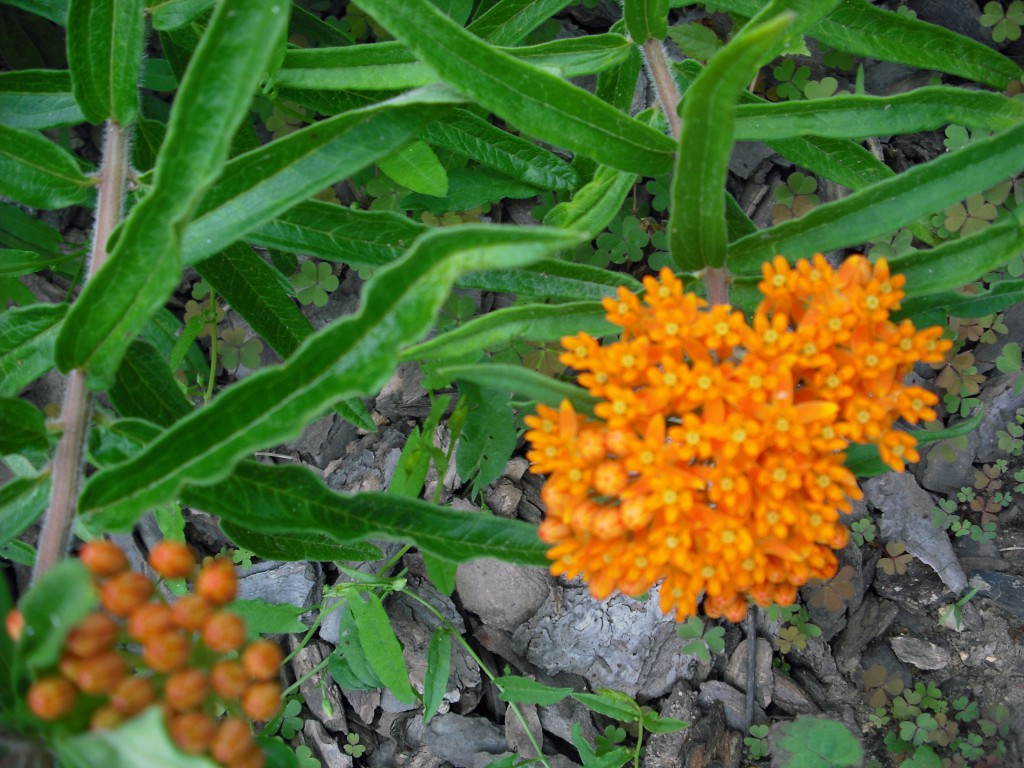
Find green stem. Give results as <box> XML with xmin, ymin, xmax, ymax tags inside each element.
<box><xmin>642</xmin><ymin>38</ymin><xmax>682</xmax><ymax>139</ymax></box>
<box><xmin>204</xmin><ymin>290</ymin><xmax>219</xmax><ymax>404</ymax></box>
<box><xmin>33</xmin><ymin>121</ymin><xmax>129</xmax><ymax>583</ymax></box>
<box><xmin>400</xmin><ymin>588</ymin><xmax>552</xmax><ymax>768</ymax></box>
<box><xmin>281</xmin><ymin>656</ymin><xmax>331</xmax><ymax>698</ymax></box>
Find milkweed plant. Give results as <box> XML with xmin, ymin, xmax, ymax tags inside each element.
<box><xmin>2</xmin><ymin>0</ymin><xmax>1023</xmax><ymax>765</ymax></box>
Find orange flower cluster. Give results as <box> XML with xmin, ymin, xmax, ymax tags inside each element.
<box><xmin>525</xmin><ymin>255</ymin><xmax>950</xmax><ymax>622</ymax></box>
<box><xmin>14</xmin><ymin>541</ymin><xmax>281</xmax><ymax>768</ymax></box>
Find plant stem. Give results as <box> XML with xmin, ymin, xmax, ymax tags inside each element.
<box><xmin>642</xmin><ymin>38</ymin><xmax>682</xmax><ymax>139</ymax></box>
<box><xmin>744</xmin><ymin>609</ymin><xmax>757</xmax><ymax>731</ymax></box>
<box><xmin>704</xmin><ymin>266</ymin><xmax>730</xmax><ymax>307</ymax></box>
<box><xmin>33</xmin><ymin>121</ymin><xmax>129</xmax><ymax>583</ymax></box>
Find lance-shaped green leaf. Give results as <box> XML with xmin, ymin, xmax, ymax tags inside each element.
<box><xmin>66</xmin><ymin>0</ymin><xmax>145</xmax><ymax>124</ymax></box>
<box><xmin>674</xmin><ymin>59</ymin><xmax>892</xmax><ymax>191</ymax></box>
<box><xmin>670</xmin><ymin>11</ymin><xmax>794</xmax><ymax>271</ymax></box>
<box><xmin>357</xmin><ymin>0</ymin><xmax>675</xmax><ymax>176</ymax></box>
<box><xmin>379</xmin><ymin>140</ymin><xmax>448</xmax><ymax>196</ymax></box>
<box><xmin>0</xmin><ymin>473</ymin><xmax>51</xmax><ymax>551</ymax></box>
<box><xmin>106</xmin><ymin>339</ymin><xmax>192</xmax><ymax>428</ymax></box>
<box><xmin>459</xmin><ymin>259</ymin><xmax>641</xmax><ymax>301</ymax></box>
<box><xmin>181</xmin><ymin>99</ymin><xmax>438</xmax><ymax>264</ymax></box>
<box><xmin>467</xmin><ymin>0</ymin><xmax>575</xmax><ymax>45</ymax></box>
<box><xmin>0</xmin><ymin>70</ymin><xmax>84</xmax><ymax>129</ymax></box>
<box><xmin>150</xmin><ymin>0</ymin><xmax>216</xmax><ymax>31</ymax></box>
<box><xmin>727</xmin><ymin>121</ymin><xmax>1024</xmax><ymax>273</ymax></box>
<box><xmin>0</xmin><ymin>303</ymin><xmax>66</xmax><ymax>397</ymax></box>
<box><xmin>439</xmin><ymin>363</ymin><xmax>598</xmax><ymax>415</ymax></box>
<box><xmin>845</xmin><ymin>409</ymin><xmax>984</xmax><ymax>477</ymax></box>
<box><xmin>735</xmin><ymin>88</ymin><xmax>1024</xmax><ymax>141</ymax></box>
<box><xmin>624</xmin><ymin>0</ymin><xmax>668</xmax><ymax>42</ymax></box>
<box><xmin>195</xmin><ymin>243</ymin><xmax>375</xmax><ymax>431</ymax></box>
<box><xmin>891</xmin><ymin>212</ymin><xmax>1024</xmax><ymax>299</ymax></box>
<box><xmin>425</xmin><ymin>109</ymin><xmax>578</xmax><ymax>191</ymax></box>
<box><xmin>55</xmin><ymin>0</ymin><xmax>290</xmax><ymax>388</ymax></box>
<box><xmin>0</xmin><ymin>396</ymin><xmax>49</xmax><ymax>452</ymax></box>
<box><xmin>78</xmin><ymin>226</ymin><xmax>579</xmax><ymax>528</ymax></box>
<box><xmin>544</xmin><ymin>164</ymin><xmax>638</xmax><ymax>239</ymax></box>
<box><xmin>350</xmin><ymin>592</ymin><xmax>417</xmax><ymax>704</ymax></box>
<box><xmin>703</xmin><ymin>0</ymin><xmax>1021</xmax><ymax>89</ymax></box>
<box><xmin>423</xmin><ymin>628</ymin><xmax>452</xmax><ymax>724</ymax></box>
<box><xmin>184</xmin><ymin>462</ymin><xmax>550</xmax><ymax>566</ymax></box>
<box><xmin>247</xmin><ymin>201</ymin><xmax>427</xmax><ymax>270</ymax></box>
<box><xmin>279</xmin><ymin>35</ymin><xmax>632</xmax><ymax>91</ymax></box>
<box><xmin>0</xmin><ymin>248</ymin><xmax>79</xmax><ymax>277</ymax></box>
<box><xmin>898</xmin><ymin>280</ymin><xmax>1024</xmax><ymax>328</ymax></box>
<box><xmin>402</xmin><ymin>301</ymin><xmax>611</xmax><ymax>361</ymax></box>
<box><xmin>0</xmin><ymin>124</ymin><xmax>91</xmax><ymax>209</ymax></box>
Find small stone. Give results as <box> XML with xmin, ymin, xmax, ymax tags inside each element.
<box><xmin>401</xmin><ymin>712</ymin><xmax>507</xmax><ymax>768</ymax></box>
<box><xmin>696</xmin><ymin>680</ymin><xmax>765</xmax><ymax>731</ymax></box>
<box><xmin>456</xmin><ymin>560</ymin><xmax>550</xmax><ymax>632</ymax></box>
<box><xmin>834</xmin><ymin>595</ymin><xmax>900</xmax><ymax>673</ymax></box>
<box><xmin>236</xmin><ymin>560</ymin><xmax>320</xmax><ymax>617</ymax></box>
<box><xmin>302</xmin><ymin>719</ymin><xmax>353</xmax><ymax>768</ymax></box>
<box><xmin>504</xmin><ymin>702</ymin><xmax>542</xmax><ymax>758</ymax></box>
<box><xmin>890</xmin><ymin>636</ymin><xmax>952</xmax><ymax>671</ymax></box>
<box><xmin>724</xmin><ymin>639</ymin><xmax>773</xmax><ymax>708</ymax></box>
<box><xmin>770</xmin><ymin>672</ymin><xmax>820</xmax><ymax>716</ymax></box>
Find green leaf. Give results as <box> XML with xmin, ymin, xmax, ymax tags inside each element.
<box><xmin>403</xmin><ymin>301</ymin><xmax>611</xmax><ymax>361</ymax></box>
<box><xmin>232</xmin><ymin>598</ymin><xmax>307</xmax><ymax>636</ymax></box>
<box><xmin>670</xmin><ymin>11</ymin><xmax>794</xmax><ymax>271</ymax></box>
<box><xmin>249</xmin><ymin>201</ymin><xmax>427</xmax><ymax>271</ymax></box>
<box><xmin>379</xmin><ymin>140</ymin><xmax>448</xmax><ymax>197</ymax></box>
<box><xmin>186</xmin><ymin>462</ymin><xmax>550</xmax><ymax>567</ymax></box>
<box><xmin>735</xmin><ymin>88</ymin><xmax>1024</xmax><ymax>141</ymax></box>
<box><xmin>405</xmin><ymin>166</ymin><xmax>542</xmax><ymax>214</ymax></box>
<box><xmin>467</xmin><ymin>0</ymin><xmax>575</xmax><ymax>46</ymax></box>
<box><xmin>0</xmin><ymin>69</ymin><xmax>84</xmax><ymax>128</ymax></box>
<box><xmin>844</xmin><ymin>409</ymin><xmax>984</xmax><ymax>477</ymax></box>
<box><xmin>0</xmin><ymin>396</ymin><xmax>48</xmax><ymax>453</ymax></box>
<box><xmin>440</xmin><ymin>363</ymin><xmax>597</xmax><ymax>415</ymax></box>
<box><xmin>182</xmin><ymin>98</ymin><xmax>439</xmax><ymax>265</ymax></box>
<box><xmin>66</xmin><ymin>0</ymin><xmax>145</xmax><ymax>124</ymax></box>
<box><xmin>642</xmin><ymin>712</ymin><xmax>689</xmax><ymax>734</ymax></box>
<box><xmin>424</xmin><ymin>109</ymin><xmax>578</xmax><ymax>192</ymax></box>
<box><xmin>898</xmin><ymin>280</ymin><xmax>1024</xmax><ymax>327</ymax></box>
<box><xmin>2</xmin><ymin>0</ymin><xmax>67</xmax><ymax>25</ymax></box>
<box><xmin>573</xmin><ymin>691</ymin><xmax>642</xmax><ymax>722</ymax></box>
<box><xmin>77</xmin><ymin>226</ymin><xmax>578</xmax><ymax>528</ymax></box>
<box><xmin>0</xmin><ymin>247</ymin><xmax>79</xmax><ymax>278</ymax></box>
<box><xmin>149</xmin><ymin>0</ymin><xmax>216</xmax><ymax>31</ymax></box>
<box><xmin>459</xmin><ymin>258</ymin><xmax>641</xmax><ymax>301</ymax></box>
<box><xmin>350</xmin><ymin>591</ymin><xmax>417</xmax><ymax>704</ymax></box>
<box><xmin>422</xmin><ymin>627</ymin><xmax>452</xmax><ymax>724</ymax></box>
<box><xmin>55</xmin><ymin>0</ymin><xmax>291</xmax><ymax>390</ymax></box>
<box><xmin>0</xmin><ymin>124</ymin><xmax>91</xmax><ymax>209</ymax></box>
<box><xmin>328</xmin><ymin>602</ymin><xmax>384</xmax><ymax>690</ymax></box>
<box><xmin>889</xmin><ymin>213</ymin><xmax>1024</xmax><ymax>298</ymax></box>
<box><xmin>666</xmin><ymin>22</ymin><xmax>723</xmax><ymax>61</ymax></box>
<box><xmin>0</xmin><ymin>303</ymin><xmax>66</xmax><ymax>397</ymax></box>
<box><xmin>277</xmin><ymin>35</ymin><xmax>632</xmax><ymax>91</ymax></box>
<box><xmin>0</xmin><ymin>474</ymin><xmax>51</xmax><ymax>551</ymax></box>
<box><xmin>423</xmin><ymin>553</ymin><xmax>457</xmax><ymax>596</ymax></box>
<box><xmin>357</xmin><ymin>0</ymin><xmax>675</xmax><ymax>176</ymax></box>
<box><xmin>769</xmin><ymin>716</ymin><xmax>864</xmax><ymax>767</ymax></box>
<box><xmin>997</xmin><ymin>342</ymin><xmax>1022</xmax><ymax>374</ymax></box>
<box><xmin>495</xmin><ymin>675</ymin><xmax>573</xmax><ymax>706</ymax></box>
<box><xmin>624</xmin><ymin>0</ymin><xmax>668</xmax><ymax>42</ymax></box>
<box><xmin>728</xmin><ymin>122</ymin><xmax>1024</xmax><ymax>273</ymax></box>
<box><xmin>15</xmin><ymin>559</ymin><xmax>97</xmax><ymax>675</ymax></box>
<box><xmin>705</xmin><ymin>0</ymin><xmax>1022</xmax><ymax>89</ymax></box>
<box><xmin>455</xmin><ymin>381</ymin><xmax>517</xmax><ymax>497</ymax></box>
<box><xmin>674</xmin><ymin>59</ymin><xmax>893</xmax><ymax>191</ymax></box>
<box><xmin>106</xmin><ymin>339</ymin><xmax>192</xmax><ymax>428</ymax></box>
<box><xmin>54</xmin><ymin>708</ymin><xmax>219</xmax><ymax>768</ymax></box>
<box><xmin>544</xmin><ymin>163</ymin><xmax>638</xmax><ymax>240</ymax></box>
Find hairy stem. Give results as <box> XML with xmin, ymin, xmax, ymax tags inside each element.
<box><xmin>704</xmin><ymin>266</ymin><xmax>730</xmax><ymax>307</ymax></box>
<box><xmin>642</xmin><ymin>38</ymin><xmax>682</xmax><ymax>139</ymax></box>
<box><xmin>33</xmin><ymin>121</ymin><xmax>129</xmax><ymax>583</ymax></box>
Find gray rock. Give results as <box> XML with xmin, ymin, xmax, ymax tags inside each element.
<box><xmin>863</xmin><ymin>472</ymin><xmax>968</xmax><ymax>595</ymax></box>
<box><xmin>724</xmin><ymin>639</ymin><xmax>773</xmax><ymax>709</ymax></box>
<box><xmin>640</xmin><ymin>684</ymin><xmax>699</xmax><ymax>768</ymax></box>
<box><xmin>503</xmin><ymin>702</ymin><xmax>542</xmax><ymax>759</ymax></box>
<box><xmin>456</xmin><ymin>560</ymin><xmax>551</xmax><ymax>632</ymax></box>
<box><xmin>917</xmin><ymin>425</ymin><xmax>980</xmax><ymax>495</ymax></box>
<box><xmin>287</xmin><ymin>637</ymin><xmax>348</xmax><ymax>732</ymax></box>
<box><xmin>834</xmin><ymin>595</ymin><xmax>900</xmax><ymax>673</ymax></box>
<box><xmin>976</xmin><ymin>372</ymin><xmax>1024</xmax><ymax>462</ymax></box>
<box><xmin>696</xmin><ymin>680</ymin><xmax>764</xmax><ymax>731</ymax></box>
<box><xmin>512</xmin><ymin>582</ymin><xmax>705</xmax><ymax>699</ymax></box>
<box><xmin>400</xmin><ymin>712</ymin><xmax>508</xmax><ymax>768</ymax></box>
<box><xmin>236</xmin><ymin>560</ymin><xmax>321</xmax><ymax>615</ymax></box>
<box><xmin>874</xmin><ymin>556</ymin><xmax>954</xmax><ymax>610</ymax></box>
<box><xmin>890</xmin><ymin>636</ymin><xmax>952</xmax><ymax>671</ymax></box>
<box><xmin>730</xmin><ymin>141</ymin><xmax>777</xmax><ymax>180</ymax></box>
<box><xmin>302</xmin><ymin>719</ymin><xmax>353</xmax><ymax>767</ymax></box>
<box><xmin>973</xmin><ymin>571</ymin><xmax>1024</xmax><ymax>622</ymax></box>
<box><xmin>538</xmin><ymin>691</ymin><xmax>599</xmax><ymax>747</ymax></box>
<box><xmin>770</xmin><ymin>672</ymin><xmax>820</xmax><ymax>716</ymax></box>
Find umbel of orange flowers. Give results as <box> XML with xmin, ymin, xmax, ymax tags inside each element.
<box><xmin>525</xmin><ymin>254</ymin><xmax>951</xmax><ymax>622</ymax></box>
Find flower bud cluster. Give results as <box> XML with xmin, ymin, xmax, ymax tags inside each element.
<box><xmin>526</xmin><ymin>255</ymin><xmax>951</xmax><ymax>621</ymax></box>
<box><xmin>15</xmin><ymin>541</ymin><xmax>283</xmax><ymax>768</ymax></box>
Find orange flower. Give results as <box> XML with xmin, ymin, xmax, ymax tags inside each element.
<box><xmin>526</xmin><ymin>254</ymin><xmax>950</xmax><ymax>621</ymax></box>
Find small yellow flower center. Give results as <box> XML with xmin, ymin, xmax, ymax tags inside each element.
<box><xmin>881</xmin><ymin>281</ymin><xmax>892</xmax><ymax>294</ymax></box>
<box><xmin>663</xmin><ymin>489</ymin><xmax>678</xmax><ymax>504</ymax></box>
<box><xmin>574</xmin><ymin>346</ymin><xmax>588</xmax><ymax>358</ymax></box>
<box><xmin>665</xmin><ymin>322</ymin><xmax>679</xmax><ymax>336</ymax></box>
<box><xmin>569</xmin><ymin>469</ymin><xmax>583</xmax><ymax>482</ymax></box>
<box><xmin>636</xmin><ymin>556</ymin><xmax>649</xmax><ymax>568</ymax></box>
<box><xmin>720</xmin><ymin>477</ymin><xmax>734</xmax><ymax>491</ymax></box>
<box><xmin>857</xmin><ymin>409</ymin><xmax>871</xmax><ymax>424</ymax></box>
<box><xmin>808</xmin><ymin>513</ymin><xmax>822</xmax><ymax>526</ymax></box>
<box><xmin>828</xmin><ymin>318</ymin><xmax>842</xmax><ymax>332</ymax></box>
<box><xmin>732</xmin><ymin>428</ymin><xmax>747</xmax><ymax>442</ymax></box>
<box><xmin>613</xmin><ymin>401</ymin><xmax>628</xmax><ymax>415</ymax></box>
<box><xmin>772</xmin><ymin>274</ymin><xmax>786</xmax><ymax>288</ymax></box>
<box><xmin>866</xmin><ymin>295</ymin><xmax>880</xmax><ymax>310</ymax></box>
<box><xmin>826</xmin><ymin>374</ymin><xmax>841</xmax><ymax>388</ymax></box>
<box><xmin>865</xmin><ymin>354</ymin><xmax>879</xmax><ymax>368</ymax></box>
<box><xmin>617</xmin><ymin>302</ymin><xmax>630</xmax><ymax>315</ymax></box>
<box><xmin>698</xmin><ymin>375</ymin><xmax>713</xmax><ymax>390</ymax></box>
<box><xmin>622</xmin><ymin>354</ymin><xmax>636</xmax><ymax>368</ymax></box>
<box><xmin>764</xmin><ymin>330</ymin><xmax>779</xmax><ymax>344</ymax></box>
<box><xmin>715</xmin><ymin>321</ymin><xmax>730</xmax><ymax>337</ymax></box>
<box><xmin>742</xmin><ymin>558</ymin><xmax>756</xmax><ymax>571</ymax></box>
<box><xmin>772</xmin><ymin>468</ymin><xmax>788</xmax><ymax>483</ymax></box>
<box><xmin>666</xmin><ymin>536</ymin><xmax>678</xmax><ymax>549</ymax></box>
<box><xmin>748</xmin><ymin>374</ymin><xmax>763</xmax><ymax>388</ymax></box>
<box><xmin>803</xmin><ymin>342</ymin><xmax>817</xmax><ymax>356</ymax></box>
<box><xmin>775</xmin><ymin>418</ymin><xmax>790</xmax><ymax>433</ymax></box>
<box><xmin>686</xmin><ymin>430</ymin><xmax>701</xmax><ymax>445</ymax></box>
<box><xmin>640</xmin><ymin>451</ymin><xmax>655</xmax><ymax>465</ymax></box>
<box><xmin>663</xmin><ymin>373</ymin><xmax>678</xmax><ymax>387</ymax></box>
<box><xmin>701</xmin><ymin>565</ymin><xmax>716</xmax><ymax>578</ymax></box>
<box><xmin>900</xmin><ymin>338</ymin><xmax>913</xmax><ymax>351</ymax></box>
<box><xmin>721</xmin><ymin>530</ymin><xmax>736</xmax><ymax>544</ymax></box>
<box><xmin>816</xmin><ymin>474</ymin><xmax>831</xmax><ymax>488</ymax></box>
